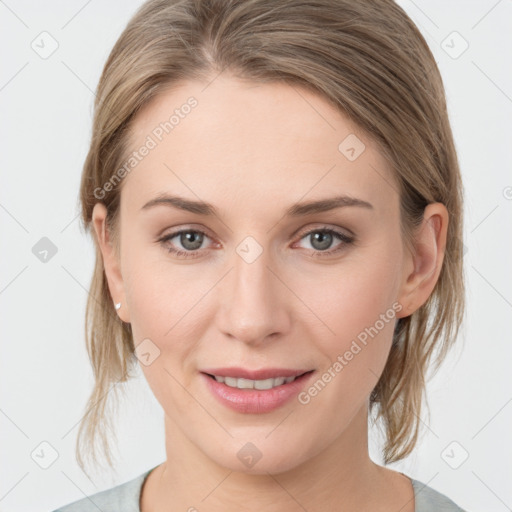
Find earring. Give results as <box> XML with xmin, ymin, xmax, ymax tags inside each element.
<box><xmin>115</xmin><ymin>302</ymin><xmax>121</xmax><ymax>310</ymax></box>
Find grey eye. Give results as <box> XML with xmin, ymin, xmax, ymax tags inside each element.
<box><xmin>307</xmin><ymin>231</ymin><xmax>334</xmax><ymax>251</ymax></box>
<box><xmin>178</xmin><ymin>231</ymin><xmax>204</xmax><ymax>251</ymax></box>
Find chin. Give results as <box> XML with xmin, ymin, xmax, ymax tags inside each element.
<box><xmin>205</xmin><ymin>438</ymin><xmax>312</xmax><ymax>476</ymax></box>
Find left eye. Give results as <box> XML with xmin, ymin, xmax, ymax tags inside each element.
<box><xmin>295</xmin><ymin>228</ymin><xmax>354</xmax><ymax>255</ymax></box>
<box><xmin>158</xmin><ymin>227</ymin><xmax>354</xmax><ymax>259</ymax></box>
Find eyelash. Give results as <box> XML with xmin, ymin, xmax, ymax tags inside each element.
<box><xmin>157</xmin><ymin>226</ymin><xmax>355</xmax><ymax>259</ymax></box>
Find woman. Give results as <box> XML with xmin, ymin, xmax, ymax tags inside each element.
<box><xmin>53</xmin><ymin>0</ymin><xmax>466</xmax><ymax>510</ymax></box>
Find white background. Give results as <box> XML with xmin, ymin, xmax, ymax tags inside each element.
<box><xmin>1</xmin><ymin>1</ymin><xmax>511</xmax><ymax>511</ymax></box>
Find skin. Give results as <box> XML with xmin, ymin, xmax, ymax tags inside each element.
<box><xmin>92</xmin><ymin>74</ymin><xmax>448</xmax><ymax>511</ymax></box>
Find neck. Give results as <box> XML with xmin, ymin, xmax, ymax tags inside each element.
<box><xmin>141</xmin><ymin>403</ymin><xmax>407</xmax><ymax>512</ymax></box>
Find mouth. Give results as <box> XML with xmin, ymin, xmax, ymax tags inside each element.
<box><xmin>202</xmin><ymin>371</ymin><xmax>313</xmax><ymax>390</ymax></box>
<box><xmin>200</xmin><ymin>368</ymin><xmax>316</xmax><ymax>414</ymax></box>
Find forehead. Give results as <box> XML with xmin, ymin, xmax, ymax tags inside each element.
<box><xmin>122</xmin><ymin>75</ymin><xmax>398</xmax><ymax>217</ymax></box>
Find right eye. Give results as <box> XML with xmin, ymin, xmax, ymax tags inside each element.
<box><xmin>158</xmin><ymin>228</ymin><xmax>214</xmax><ymax>258</ymax></box>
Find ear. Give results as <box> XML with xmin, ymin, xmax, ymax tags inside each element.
<box><xmin>396</xmin><ymin>202</ymin><xmax>449</xmax><ymax>319</ymax></box>
<box><xmin>91</xmin><ymin>203</ymin><xmax>130</xmax><ymax>323</ymax></box>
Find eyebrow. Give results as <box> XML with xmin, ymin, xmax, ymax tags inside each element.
<box><xmin>141</xmin><ymin>193</ymin><xmax>374</xmax><ymax>216</ymax></box>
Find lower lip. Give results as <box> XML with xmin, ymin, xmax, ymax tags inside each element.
<box><xmin>201</xmin><ymin>371</ymin><xmax>315</xmax><ymax>414</ymax></box>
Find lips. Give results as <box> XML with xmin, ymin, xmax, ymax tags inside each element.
<box><xmin>201</xmin><ymin>367</ymin><xmax>312</xmax><ymax>380</ymax></box>
<box><xmin>200</xmin><ymin>368</ymin><xmax>316</xmax><ymax>413</ymax></box>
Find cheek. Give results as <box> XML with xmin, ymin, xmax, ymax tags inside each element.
<box><xmin>122</xmin><ymin>259</ymin><xmax>208</xmax><ymax>414</ymax></box>
<box><xmin>296</xmin><ymin>245</ymin><xmax>401</xmax><ymax>395</ymax></box>
<box><xmin>122</xmin><ymin>239</ymin><xmax>200</xmax><ymax>336</ymax></box>
<box><xmin>122</xmin><ymin>248</ymin><xmax>216</xmax><ymax>380</ymax></box>
<box><xmin>297</xmin><ymin>271</ymin><xmax>398</xmax><ymax>421</ymax></box>
<box><xmin>306</xmin><ymin>253</ymin><xmax>400</xmax><ymax>342</ymax></box>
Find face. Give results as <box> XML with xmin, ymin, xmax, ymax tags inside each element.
<box><xmin>95</xmin><ymin>75</ymin><xmax>418</xmax><ymax>474</ymax></box>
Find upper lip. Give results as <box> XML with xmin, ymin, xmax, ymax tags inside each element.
<box><xmin>201</xmin><ymin>367</ymin><xmax>313</xmax><ymax>380</ymax></box>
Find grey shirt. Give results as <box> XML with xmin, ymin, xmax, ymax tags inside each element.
<box><xmin>52</xmin><ymin>466</ymin><xmax>466</xmax><ymax>511</ymax></box>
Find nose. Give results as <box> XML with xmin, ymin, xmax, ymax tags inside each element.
<box><xmin>216</xmin><ymin>244</ymin><xmax>292</xmax><ymax>346</ymax></box>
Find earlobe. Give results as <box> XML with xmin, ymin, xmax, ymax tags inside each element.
<box><xmin>91</xmin><ymin>203</ymin><xmax>130</xmax><ymax>323</ymax></box>
<box><xmin>396</xmin><ymin>203</ymin><xmax>448</xmax><ymax>319</ymax></box>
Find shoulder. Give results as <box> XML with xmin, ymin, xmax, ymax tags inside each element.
<box><xmin>50</xmin><ymin>467</ymin><xmax>155</xmax><ymax>512</ymax></box>
<box><xmin>410</xmin><ymin>478</ymin><xmax>466</xmax><ymax>512</ymax></box>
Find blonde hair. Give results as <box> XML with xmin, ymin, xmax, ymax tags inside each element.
<box><xmin>76</xmin><ymin>0</ymin><xmax>465</xmax><ymax>475</ymax></box>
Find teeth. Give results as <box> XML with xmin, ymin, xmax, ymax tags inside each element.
<box><xmin>213</xmin><ymin>375</ymin><xmax>297</xmax><ymax>389</ymax></box>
